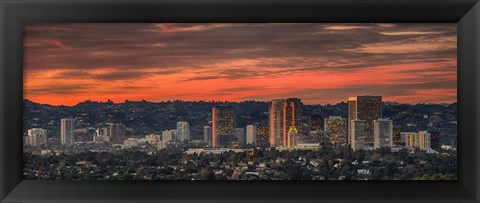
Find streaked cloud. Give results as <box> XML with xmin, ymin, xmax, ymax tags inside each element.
<box><xmin>23</xmin><ymin>23</ymin><xmax>457</xmax><ymax>105</ymax></box>
<box><xmin>379</xmin><ymin>31</ymin><xmax>444</xmax><ymax>36</ymax></box>
<box><xmin>324</xmin><ymin>25</ymin><xmax>369</xmax><ymax>30</ymax></box>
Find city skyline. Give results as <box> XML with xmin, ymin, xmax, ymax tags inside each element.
<box><xmin>24</xmin><ymin>23</ymin><xmax>457</xmax><ymax>106</ymax></box>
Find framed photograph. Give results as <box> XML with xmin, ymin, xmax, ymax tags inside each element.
<box><xmin>1</xmin><ymin>0</ymin><xmax>479</xmax><ymax>202</ymax></box>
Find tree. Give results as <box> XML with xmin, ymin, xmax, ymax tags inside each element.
<box><xmin>196</xmin><ymin>168</ymin><xmax>215</xmax><ymax>180</ymax></box>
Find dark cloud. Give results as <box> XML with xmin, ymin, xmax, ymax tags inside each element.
<box><xmin>25</xmin><ymin>84</ymin><xmax>93</xmax><ymax>96</ymax></box>
<box><xmin>216</xmin><ymin>86</ymin><xmax>266</xmax><ymax>92</ymax></box>
<box><xmin>23</xmin><ymin>23</ymin><xmax>457</xmax><ymax>104</ymax></box>
<box><xmin>240</xmin><ymin>80</ymin><xmax>456</xmax><ymax>103</ymax></box>
<box><xmin>24</xmin><ymin>23</ymin><xmax>456</xmax><ymax>75</ymax></box>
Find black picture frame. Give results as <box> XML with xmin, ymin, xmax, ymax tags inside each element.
<box><xmin>1</xmin><ymin>0</ymin><xmax>479</xmax><ymax>202</ymax></box>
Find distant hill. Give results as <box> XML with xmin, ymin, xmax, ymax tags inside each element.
<box><xmin>23</xmin><ymin>99</ymin><xmax>457</xmax><ymax>144</ymax></box>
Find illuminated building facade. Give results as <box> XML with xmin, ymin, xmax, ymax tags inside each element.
<box><xmin>309</xmin><ymin>114</ymin><xmax>324</xmax><ymax>131</ymax></box>
<box><xmin>401</xmin><ymin>131</ymin><xmax>431</xmax><ymax>150</ymax></box>
<box><xmin>287</xmin><ymin>126</ymin><xmax>298</xmax><ymax>149</ymax></box>
<box><xmin>256</xmin><ymin>124</ymin><xmax>270</xmax><ymax>147</ymax></box>
<box><xmin>284</xmin><ymin>98</ymin><xmax>304</xmax><ymax>139</ymax></box>
<box><xmin>348</xmin><ymin>96</ymin><xmax>382</xmax><ymax>147</ymax></box>
<box><xmin>269</xmin><ymin>98</ymin><xmax>303</xmax><ymax>147</ymax></box>
<box><xmin>269</xmin><ymin>99</ymin><xmax>285</xmax><ymax>146</ymax></box>
<box><xmin>350</xmin><ymin>119</ymin><xmax>365</xmax><ymax>151</ymax></box>
<box><xmin>212</xmin><ymin>105</ymin><xmax>236</xmax><ymax>147</ymax></box>
<box><xmin>392</xmin><ymin>128</ymin><xmax>402</xmax><ymax>146</ymax></box>
<box><xmin>373</xmin><ymin>119</ymin><xmax>393</xmax><ymax>149</ymax></box>
<box><xmin>324</xmin><ymin>116</ymin><xmax>348</xmax><ymax>146</ymax></box>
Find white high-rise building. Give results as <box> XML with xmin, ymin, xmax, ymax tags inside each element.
<box><xmin>61</xmin><ymin>118</ymin><xmax>75</xmax><ymax>146</ymax></box>
<box><xmin>203</xmin><ymin>126</ymin><xmax>212</xmax><ymax>144</ymax></box>
<box><xmin>27</xmin><ymin>128</ymin><xmax>47</xmax><ymax>146</ymax></box>
<box><xmin>246</xmin><ymin>124</ymin><xmax>257</xmax><ymax>145</ymax></box>
<box><xmin>374</xmin><ymin>119</ymin><xmax>393</xmax><ymax>149</ymax></box>
<box><xmin>350</xmin><ymin>120</ymin><xmax>365</xmax><ymax>151</ymax></box>
<box><xmin>176</xmin><ymin>121</ymin><xmax>190</xmax><ymax>142</ymax></box>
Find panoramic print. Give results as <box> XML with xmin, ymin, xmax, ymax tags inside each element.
<box><xmin>23</xmin><ymin>23</ymin><xmax>457</xmax><ymax>180</ymax></box>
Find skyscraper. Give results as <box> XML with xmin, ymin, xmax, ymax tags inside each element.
<box><xmin>203</xmin><ymin>126</ymin><xmax>212</xmax><ymax>144</ymax></box>
<box><xmin>324</xmin><ymin>116</ymin><xmax>348</xmax><ymax>146</ymax></box>
<box><xmin>212</xmin><ymin>105</ymin><xmax>235</xmax><ymax>147</ymax></box>
<box><xmin>235</xmin><ymin>128</ymin><xmax>246</xmax><ymax>146</ymax></box>
<box><xmin>348</xmin><ymin>96</ymin><xmax>382</xmax><ymax>147</ymax></box>
<box><xmin>109</xmin><ymin>123</ymin><xmax>126</xmax><ymax>144</ymax></box>
<box><xmin>269</xmin><ymin>99</ymin><xmax>285</xmax><ymax>147</ymax></box>
<box><xmin>269</xmin><ymin>98</ymin><xmax>303</xmax><ymax>147</ymax></box>
<box><xmin>256</xmin><ymin>123</ymin><xmax>270</xmax><ymax>147</ymax></box>
<box><xmin>246</xmin><ymin>124</ymin><xmax>257</xmax><ymax>145</ymax></box>
<box><xmin>287</xmin><ymin>126</ymin><xmax>298</xmax><ymax>150</ymax></box>
<box><xmin>176</xmin><ymin>121</ymin><xmax>190</xmax><ymax>142</ymax></box>
<box><xmin>60</xmin><ymin>118</ymin><xmax>75</xmax><ymax>146</ymax></box>
<box><xmin>350</xmin><ymin>119</ymin><xmax>365</xmax><ymax>151</ymax></box>
<box><xmin>284</xmin><ymin>98</ymin><xmax>303</xmax><ymax>138</ymax></box>
<box><xmin>373</xmin><ymin>119</ymin><xmax>393</xmax><ymax>149</ymax></box>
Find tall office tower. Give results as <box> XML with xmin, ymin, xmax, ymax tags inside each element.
<box><xmin>350</xmin><ymin>120</ymin><xmax>365</xmax><ymax>151</ymax></box>
<box><xmin>235</xmin><ymin>128</ymin><xmax>246</xmax><ymax>146</ymax></box>
<box><xmin>309</xmin><ymin>114</ymin><xmax>324</xmax><ymax>131</ymax></box>
<box><xmin>256</xmin><ymin>124</ymin><xmax>270</xmax><ymax>147</ymax></box>
<box><xmin>203</xmin><ymin>126</ymin><xmax>212</xmax><ymax>144</ymax></box>
<box><xmin>392</xmin><ymin>128</ymin><xmax>402</xmax><ymax>146</ymax></box>
<box><xmin>212</xmin><ymin>105</ymin><xmax>235</xmax><ymax>147</ymax></box>
<box><xmin>162</xmin><ymin>130</ymin><xmax>175</xmax><ymax>142</ymax></box>
<box><xmin>246</xmin><ymin>124</ymin><xmax>257</xmax><ymax>145</ymax></box>
<box><xmin>348</xmin><ymin>96</ymin><xmax>382</xmax><ymax>147</ymax></box>
<box><xmin>60</xmin><ymin>118</ymin><xmax>75</xmax><ymax>146</ymax></box>
<box><xmin>428</xmin><ymin>131</ymin><xmax>440</xmax><ymax>151</ymax></box>
<box><xmin>324</xmin><ymin>116</ymin><xmax>348</xmax><ymax>146</ymax></box>
<box><xmin>93</xmin><ymin>127</ymin><xmax>110</xmax><ymax>143</ymax></box>
<box><xmin>373</xmin><ymin>119</ymin><xmax>393</xmax><ymax>149</ymax></box>
<box><xmin>109</xmin><ymin>123</ymin><xmax>126</xmax><ymax>144</ymax></box>
<box><xmin>269</xmin><ymin>99</ymin><xmax>285</xmax><ymax>147</ymax></box>
<box><xmin>176</xmin><ymin>121</ymin><xmax>190</xmax><ymax>142</ymax></box>
<box><xmin>269</xmin><ymin>98</ymin><xmax>303</xmax><ymax>147</ymax></box>
<box><xmin>27</xmin><ymin>128</ymin><xmax>47</xmax><ymax>146</ymax></box>
<box><xmin>284</xmin><ymin>98</ymin><xmax>303</xmax><ymax>137</ymax></box>
<box><xmin>287</xmin><ymin>126</ymin><xmax>298</xmax><ymax>149</ymax></box>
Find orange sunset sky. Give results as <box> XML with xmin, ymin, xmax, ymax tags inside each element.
<box><xmin>23</xmin><ymin>23</ymin><xmax>457</xmax><ymax>106</ymax></box>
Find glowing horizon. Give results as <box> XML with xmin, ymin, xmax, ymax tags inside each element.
<box><xmin>24</xmin><ymin>23</ymin><xmax>457</xmax><ymax>106</ymax></box>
